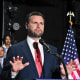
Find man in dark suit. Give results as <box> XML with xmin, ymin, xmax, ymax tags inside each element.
<box><xmin>1</xmin><ymin>11</ymin><xmax>78</xmax><ymax>80</ymax></box>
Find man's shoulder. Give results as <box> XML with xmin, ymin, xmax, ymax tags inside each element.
<box><xmin>11</xmin><ymin>39</ymin><xmax>27</xmax><ymax>48</ymax></box>
<box><xmin>48</xmin><ymin>44</ymin><xmax>57</xmax><ymax>49</ymax></box>
<box><xmin>48</xmin><ymin>44</ymin><xmax>57</xmax><ymax>53</ymax></box>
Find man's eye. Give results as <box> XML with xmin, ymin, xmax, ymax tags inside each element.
<box><xmin>40</xmin><ymin>22</ymin><xmax>44</xmax><ymax>25</ymax></box>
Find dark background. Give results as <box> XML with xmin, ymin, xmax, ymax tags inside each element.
<box><xmin>0</xmin><ymin>0</ymin><xmax>80</xmax><ymax>59</ymax></box>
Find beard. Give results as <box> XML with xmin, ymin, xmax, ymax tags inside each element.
<box><xmin>27</xmin><ymin>28</ymin><xmax>44</xmax><ymax>38</ymax></box>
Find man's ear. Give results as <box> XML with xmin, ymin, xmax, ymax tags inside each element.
<box><xmin>25</xmin><ymin>22</ymin><xmax>28</xmax><ymax>29</ymax></box>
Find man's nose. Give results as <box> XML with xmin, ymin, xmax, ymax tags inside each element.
<box><xmin>37</xmin><ymin>23</ymin><xmax>40</xmax><ymax>27</ymax></box>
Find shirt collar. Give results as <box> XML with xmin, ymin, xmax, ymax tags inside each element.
<box><xmin>27</xmin><ymin>36</ymin><xmax>42</xmax><ymax>47</ymax></box>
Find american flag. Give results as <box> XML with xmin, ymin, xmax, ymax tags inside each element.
<box><xmin>61</xmin><ymin>21</ymin><xmax>80</xmax><ymax>79</ymax></box>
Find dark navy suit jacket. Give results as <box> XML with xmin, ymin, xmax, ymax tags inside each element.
<box><xmin>1</xmin><ymin>39</ymin><xmax>61</xmax><ymax>80</ymax></box>
<box><xmin>0</xmin><ymin>63</ymin><xmax>2</xmax><ymax>80</ymax></box>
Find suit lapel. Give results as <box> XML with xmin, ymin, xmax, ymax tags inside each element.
<box><xmin>20</xmin><ymin>40</ymin><xmax>39</xmax><ymax>78</ymax></box>
<box><xmin>41</xmin><ymin>46</ymin><xmax>49</xmax><ymax>78</ymax></box>
<box><xmin>20</xmin><ymin>40</ymin><xmax>49</xmax><ymax>78</ymax></box>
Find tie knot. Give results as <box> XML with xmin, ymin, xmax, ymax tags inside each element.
<box><xmin>33</xmin><ymin>42</ymin><xmax>38</xmax><ymax>49</ymax></box>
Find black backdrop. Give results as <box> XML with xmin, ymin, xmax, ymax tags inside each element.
<box><xmin>1</xmin><ymin>0</ymin><xmax>80</xmax><ymax>59</ymax></box>
<box><xmin>3</xmin><ymin>0</ymin><xmax>67</xmax><ymax>55</ymax></box>
<box><xmin>0</xmin><ymin>0</ymin><xmax>3</xmax><ymax>45</ymax></box>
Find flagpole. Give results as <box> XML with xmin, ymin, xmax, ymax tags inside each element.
<box><xmin>67</xmin><ymin>11</ymin><xmax>75</xmax><ymax>24</ymax></box>
<box><xmin>61</xmin><ymin>11</ymin><xmax>80</xmax><ymax>79</ymax></box>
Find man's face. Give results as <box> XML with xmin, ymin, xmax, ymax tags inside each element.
<box><xmin>0</xmin><ymin>47</ymin><xmax>4</xmax><ymax>58</ymax></box>
<box><xmin>26</xmin><ymin>16</ymin><xmax>44</xmax><ymax>38</ymax></box>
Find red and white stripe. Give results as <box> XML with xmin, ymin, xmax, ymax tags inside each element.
<box><xmin>68</xmin><ymin>58</ymin><xmax>80</xmax><ymax>79</ymax></box>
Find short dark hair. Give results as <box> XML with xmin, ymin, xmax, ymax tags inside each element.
<box><xmin>25</xmin><ymin>11</ymin><xmax>45</xmax><ymax>24</ymax></box>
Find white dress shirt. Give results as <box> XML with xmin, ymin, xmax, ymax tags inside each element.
<box><xmin>27</xmin><ymin>36</ymin><xmax>44</xmax><ymax>65</ymax></box>
<box><xmin>0</xmin><ymin>58</ymin><xmax>4</xmax><ymax>68</ymax></box>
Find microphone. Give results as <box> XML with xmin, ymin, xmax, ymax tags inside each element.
<box><xmin>39</xmin><ymin>38</ymin><xmax>68</xmax><ymax>79</ymax></box>
<box><xmin>39</xmin><ymin>39</ymin><xmax>60</xmax><ymax>57</ymax></box>
<box><xmin>39</xmin><ymin>39</ymin><xmax>50</xmax><ymax>53</ymax></box>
